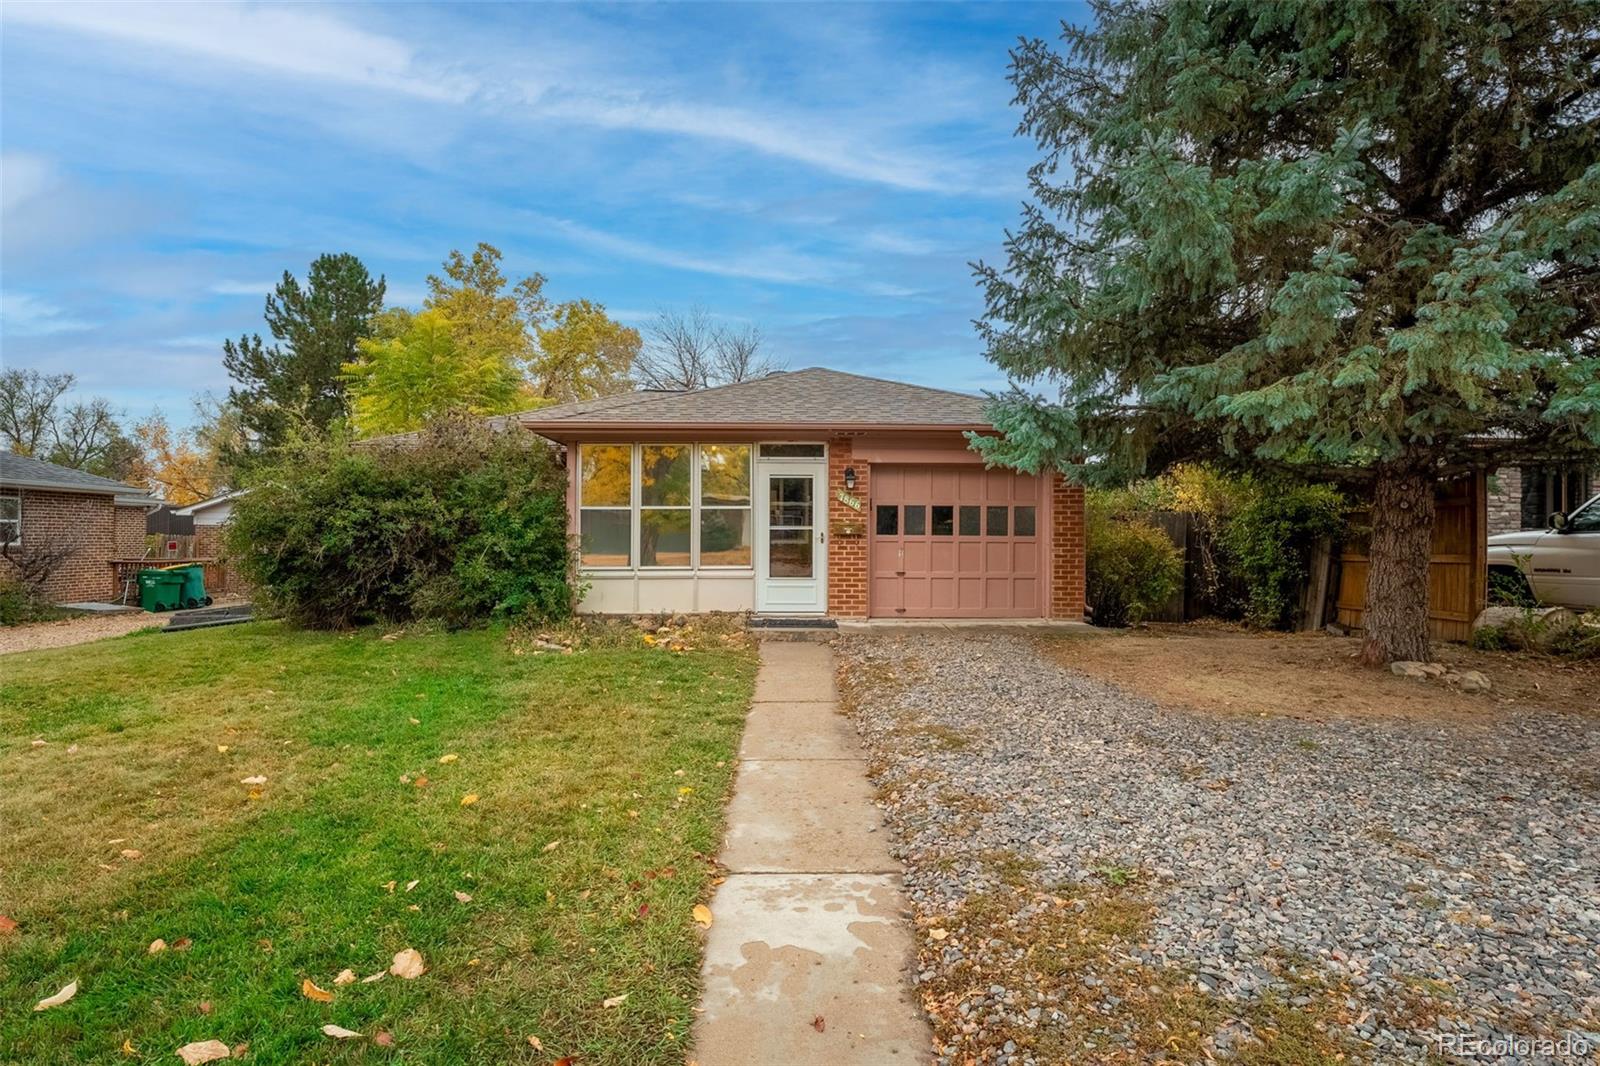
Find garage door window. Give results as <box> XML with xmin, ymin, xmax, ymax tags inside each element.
<box><xmin>875</xmin><ymin>504</ymin><xmax>898</xmax><ymax>535</ymax></box>
<box><xmin>904</xmin><ymin>505</ymin><xmax>926</xmax><ymax>535</ymax></box>
<box><xmin>986</xmin><ymin>506</ymin><xmax>1008</xmax><ymax>536</ymax></box>
<box><xmin>959</xmin><ymin>505</ymin><xmax>980</xmax><ymax>536</ymax></box>
<box><xmin>1014</xmin><ymin>506</ymin><xmax>1036</xmax><ymax>537</ymax></box>
<box><xmin>931</xmin><ymin>505</ymin><xmax>954</xmax><ymax>536</ymax></box>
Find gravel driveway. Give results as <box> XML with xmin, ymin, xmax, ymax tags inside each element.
<box><xmin>838</xmin><ymin>631</ymin><xmax>1600</xmax><ymax>1064</ymax></box>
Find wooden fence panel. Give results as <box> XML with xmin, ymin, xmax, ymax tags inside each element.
<box><xmin>1334</xmin><ymin>472</ymin><xmax>1486</xmax><ymax>643</ymax></box>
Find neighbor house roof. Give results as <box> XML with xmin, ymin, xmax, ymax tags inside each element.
<box><xmin>518</xmin><ymin>368</ymin><xmax>992</xmax><ymax>432</ymax></box>
<box><xmin>172</xmin><ymin>488</ymin><xmax>249</xmax><ymax>517</ymax></box>
<box><xmin>0</xmin><ymin>452</ymin><xmax>159</xmax><ymax>506</ymax></box>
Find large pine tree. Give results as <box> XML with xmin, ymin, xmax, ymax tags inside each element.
<box><xmin>975</xmin><ymin>0</ymin><xmax>1600</xmax><ymax>663</ymax></box>
<box><xmin>223</xmin><ymin>253</ymin><xmax>385</xmax><ymax>460</ymax></box>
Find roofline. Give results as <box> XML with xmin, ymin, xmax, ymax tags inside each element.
<box><xmin>1</xmin><ymin>475</ymin><xmax>125</xmax><ymax>497</ymax></box>
<box><xmin>519</xmin><ymin>419</ymin><xmax>994</xmax><ymax>434</ymax></box>
<box><xmin>172</xmin><ymin>489</ymin><xmax>248</xmax><ymax>516</ymax></box>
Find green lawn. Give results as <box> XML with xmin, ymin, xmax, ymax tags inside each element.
<box><xmin>0</xmin><ymin>621</ymin><xmax>757</xmax><ymax>1064</ymax></box>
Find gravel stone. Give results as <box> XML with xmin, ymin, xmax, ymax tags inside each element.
<box><xmin>838</xmin><ymin>632</ymin><xmax>1600</xmax><ymax>1064</ymax></box>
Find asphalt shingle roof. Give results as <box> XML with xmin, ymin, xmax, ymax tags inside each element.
<box><xmin>0</xmin><ymin>452</ymin><xmax>157</xmax><ymax>502</ymax></box>
<box><xmin>519</xmin><ymin>368</ymin><xmax>991</xmax><ymax>428</ymax></box>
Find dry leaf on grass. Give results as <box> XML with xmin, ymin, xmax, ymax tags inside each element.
<box><xmin>453</xmin><ymin>890</ymin><xmax>473</xmax><ymax>903</ymax></box>
<box><xmin>413</xmin><ymin>775</ymin><xmax>429</xmax><ymax>789</ymax></box>
<box><xmin>459</xmin><ymin>793</ymin><xmax>478</xmax><ymax>806</ymax></box>
<box><xmin>0</xmin><ymin>914</ymin><xmax>19</xmax><ymax>935</ymax></box>
<box><xmin>173</xmin><ymin>937</ymin><xmax>193</xmax><ymax>951</ymax></box>
<box><xmin>691</xmin><ymin>904</ymin><xmax>713</xmax><ymax>928</ymax></box>
<box><xmin>321</xmin><ymin>1024</ymin><xmax>362</xmax><ymax>1039</ymax></box>
<box><xmin>928</xmin><ymin>928</ymin><xmax>948</xmax><ymax>941</ymax></box>
<box><xmin>526</xmin><ymin>1035</ymin><xmax>543</xmax><ymax>1051</ymax></box>
<box><xmin>121</xmin><ymin>1038</ymin><xmax>137</xmax><ymax>1055</ymax></box>
<box><xmin>217</xmin><ymin>745</ymin><xmax>229</xmax><ymax>753</ymax></box>
<box><xmin>239</xmin><ymin>776</ymin><xmax>267</xmax><ymax>786</ymax></box>
<box><xmin>437</xmin><ymin>753</ymin><xmax>458</xmax><ymax>764</ymax></box>
<box><xmin>390</xmin><ymin>948</ymin><xmax>426</xmax><ymax>979</ymax></box>
<box><xmin>31</xmin><ymin>739</ymin><xmax>46</xmax><ymax>747</ymax></box>
<box><xmin>374</xmin><ymin>1031</ymin><xmax>394</xmax><ymax>1047</ymax></box>
<box><xmin>301</xmin><ymin>978</ymin><xmax>333</xmax><ymax>1003</ymax></box>
<box><xmin>175</xmin><ymin>1039</ymin><xmax>231</xmax><ymax>1064</ymax></box>
<box><xmin>602</xmin><ymin>993</ymin><xmax>628</xmax><ymax>1009</ymax></box>
<box><xmin>333</xmin><ymin>969</ymin><xmax>356</xmax><ymax>985</ymax></box>
<box><xmin>148</xmin><ymin>939</ymin><xmax>167</xmax><ymax>954</ymax></box>
<box><xmin>542</xmin><ymin>839</ymin><xmax>561</xmax><ymax>853</ymax></box>
<box><xmin>361</xmin><ymin>971</ymin><xmax>385</xmax><ymax>984</ymax></box>
<box><xmin>405</xmin><ymin>879</ymin><xmax>419</xmax><ymax>892</ymax></box>
<box><xmin>67</xmin><ymin>744</ymin><xmax>79</xmax><ymax>754</ymax></box>
<box><xmin>33</xmin><ymin>980</ymin><xmax>77</xmax><ymax>1011</ymax></box>
<box><xmin>120</xmin><ymin>849</ymin><xmax>143</xmax><ymax>861</ymax></box>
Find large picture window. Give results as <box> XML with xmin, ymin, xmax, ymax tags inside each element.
<box><xmin>578</xmin><ymin>444</ymin><xmax>754</xmax><ymax>570</ymax></box>
<box><xmin>578</xmin><ymin>445</ymin><xmax>632</xmax><ymax>567</ymax></box>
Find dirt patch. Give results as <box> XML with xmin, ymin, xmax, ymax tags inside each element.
<box><xmin>1040</xmin><ymin>622</ymin><xmax>1598</xmax><ymax>722</ymax></box>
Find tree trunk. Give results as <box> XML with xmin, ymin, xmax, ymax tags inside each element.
<box><xmin>1358</xmin><ymin>466</ymin><xmax>1436</xmax><ymax>666</ymax></box>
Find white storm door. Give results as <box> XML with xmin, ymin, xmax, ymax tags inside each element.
<box><xmin>756</xmin><ymin>463</ymin><xmax>827</xmax><ymax>614</ymax></box>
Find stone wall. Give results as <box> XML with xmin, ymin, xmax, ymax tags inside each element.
<box><xmin>1487</xmin><ymin>467</ymin><xmax>1523</xmax><ymax>535</ymax></box>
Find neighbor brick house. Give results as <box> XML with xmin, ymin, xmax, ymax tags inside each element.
<box><xmin>1488</xmin><ymin>463</ymin><xmax>1595</xmax><ymax>534</ymax></box>
<box><xmin>0</xmin><ymin>452</ymin><xmax>158</xmax><ymax>603</ymax></box>
<box><xmin>519</xmin><ymin>368</ymin><xmax>1086</xmax><ymax>621</ymax></box>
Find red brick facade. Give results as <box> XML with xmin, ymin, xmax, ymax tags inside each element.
<box><xmin>1049</xmin><ymin>473</ymin><xmax>1086</xmax><ymax>621</ymax></box>
<box><xmin>825</xmin><ymin>435</ymin><xmax>870</xmax><ymax>618</ymax></box>
<box><xmin>0</xmin><ymin>489</ymin><xmax>150</xmax><ymax>603</ymax></box>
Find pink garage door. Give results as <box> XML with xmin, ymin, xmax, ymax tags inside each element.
<box><xmin>869</xmin><ymin>465</ymin><xmax>1042</xmax><ymax>618</ymax></box>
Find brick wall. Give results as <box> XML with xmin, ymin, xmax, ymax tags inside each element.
<box><xmin>114</xmin><ymin>505</ymin><xmax>148</xmax><ymax>557</ymax></box>
<box><xmin>1048</xmin><ymin>473</ymin><xmax>1086</xmax><ymax>621</ymax></box>
<box><xmin>0</xmin><ymin>489</ymin><xmax>118</xmax><ymax>602</ymax></box>
<box><xmin>193</xmin><ymin>523</ymin><xmax>244</xmax><ymax>594</ymax></box>
<box><xmin>825</xmin><ymin>436</ymin><xmax>869</xmax><ymax>618</ymax></box>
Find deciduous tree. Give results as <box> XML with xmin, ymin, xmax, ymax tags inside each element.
<box><xmin>974</xmin><ymin>0</ymin><xmax>1600</xmax><ymax>664</ymax></box>
<box><xmin>636</xmin><ymin>307</ymin><xmax>782</xmax><ymax>390</ymax></box>
<box><xmin>0</xmin><ymin>369</ymin><xmax>73</xmax><ymax>456</ymax></box>
<box><xmin>344</xmin><ymin>309</ymin><xmax>523</xmax><ymax>435</ymax></box>
<box><xmin>531</xmin><ymin>299</ymin><xmax>641</xmax><ymax>403</ymax></box>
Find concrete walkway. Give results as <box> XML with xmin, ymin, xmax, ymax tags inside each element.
<box><xmin>693</xmin><ymin>639</ymin><xmax>930</xmax><ymax>1065</ymax></box>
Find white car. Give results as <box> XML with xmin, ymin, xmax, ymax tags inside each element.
<box><xmin>1487</xmin><ymin>492</ymin><xmax>1600</xmax><ymax>608</ymax></box>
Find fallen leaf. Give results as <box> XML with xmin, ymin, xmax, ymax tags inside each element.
<box><xmin>0</xmin><ymin>914</ymin><xmax>19</xmax><ymax>935</ymax></box>
<box><xmin>412</xmin><ymin>775</ymin><xmax>429</xmax><ymax>789</ymax></box>
<box><xmin>390</xmin><ymin>947</ymin><xmax>426</xmax><ymax>980</ymax></box>
<box><xmin>437</xmin><ymin>753</ymin><xmax>458</xmax><ymax>764</ymax></box>
<box><xmin>374</xmin><ymin>1030</ymin><xmax>394</xmax><ymax>1047</ymax></box>
<box><xmin>67</xmin><ymin>744</ymin><xmax>79</xmax><ymax>754</ymax></box>
<box><xmin>542</xmin><ymin>839</ymin><xmax>561</xmax><ymax>853</ymax></box>
<box><xmin>247</xmin><ymin>789</ymin><xmax>263</xmax><ymax>801</ymax></box>
<box><xmin>408</xmin><ymin>717</ymin><xmax>420</xmax><ymax>725</ymax></box>
<box><xmin>239</xmin><ymin>775</ymin><xmax>267</xmax><ymax>786</ymax></box>
<box><xmin>811</xmin><ymin>1015</ymin><xmax>826</xmax><ymax>1033</ymax></box>
<box><xmin>198</xmin><ymin>1001</ymin><xmax>213</xmax><ymax>1015</ymax></box>
<box><xmin>176</xmin><ymin>1040</ymin><xmax>231</xmax><ymax>1064</ymax></box>
<box><xmin>31</xmin><ymin>738</ymin><xmax>46</xmax><ymax>747</ymax></box>
<box><xmin>148</xmin><ymin>938</ymin><xmax>167</xmax><ymax>954</ymax></box>
<box><xmin>230</xmin><ymin>1043</ymin><xmax>249</xmax><ymax>1058</ymax></box>
<box><xmin>383</xmin><ymin>880</ymin><xmax>397</xmax><ymax>893</ymax></box>
<box><xmin>361</xmin><ymin>971</ymin><xmax>386</xmax><ymax>984</ymax></box>
<box><xmin>173</xmin><ymin>937</ymin><xmax>193</xmax><ymax>951</ymax></box>
<box><xmin>459</xmin><ymin>793</ymin><xmax>479</xmax><ymax>807</ymax></box>
<box><xmin>301</xmin><ymin>977</ymin><xmax>333</xmax><ymax>1003</ymax></box>
<box><xmin>637</xmin><ymin>903</ymin><xmax>649</xmax><ymax>917</ymax></box>
<box><xmin>405</xmin><ymin>879</ymin><xmax>419</xmax><ymax>892</ymax></box>
<box><xmin>217</xmin><ymin>745</ymin><xmax>230</xmax><ymax>753</ymax></box>
<box><xmin>553</xmin><ymin>1059</ymin><xmax>576</xmax><ymax>1066</ymax></box>
<box><xmin>526</xmin><ymin>1035</ymin><xmax>544</xmax><ymax>1051</ymax></box>
<box><xmin>121</xmin><ymin>1038</ymin><xmax>137</xmax><ymax>1055</ymax></box>
<box><xmin>691</xmin><ymin>904</ymin><xmax>713</xmax><ymax>928</ymax></box>
<box><xmin>120</xmin><ymin>849</ymin><xmax>143</xmax><ymax>861</ymax></box>
<box><xmin>928</xmin><ymin>928</ymin><xmax>948</xmax><ymax>941</ymax></box>
<box><xmin>34</xmin><ymin>980</ymin><xmax>78</xmax><ymax>1011</ymax></box>
<box><xmin>321</xmin><ymin>1024</ymin><xmax>362</xmax><ymax>1039</ymax></box>
<box><xmin>333</xmin><ymin>969</ymin><xmax>356</xmax><ymax>986</ymax></box>
<box><xmin>406</xmin><ymin>904</ymin><xmax>421</xmax><ymax>912</ymax></box>
<box><xmin>602</xmin><ymin>993</ymin><xmax>628</xmax><ymax>1009</ymax></box>
<box><xmin>453</xmin><ymin>890</ymin><xmax>472</xmax><ymax>903</ymax></box>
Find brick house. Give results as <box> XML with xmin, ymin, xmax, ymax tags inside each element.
<box><xmin>518</xmin><ymin>368</ymin><xmax>1087</xmax><ymax>621</ymax></box>
<box><xmin>173</xmin><ymin>490</ymin><xmax>249</xmax><ymax>593</ymax></box>
<box><xmin>0</xmin><ymin>452</ymin><xmax>158</xmax><ymax>603</ymax></box>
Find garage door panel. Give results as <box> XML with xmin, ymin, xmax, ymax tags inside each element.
<box><xmin>869</xmin><ymin>464</ymin><xmax>1045</xmax><ymax>618</ymax></box>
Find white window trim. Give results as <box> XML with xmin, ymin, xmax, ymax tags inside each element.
<box><xmin>0</xmin><ymin>492</ymin><xmax>20</xmax><ymax>546</ymax></box>
<box><xmin>579</xmin><ymin>444</ymin><xmax>756</xmax><ymax>574</ymax></box>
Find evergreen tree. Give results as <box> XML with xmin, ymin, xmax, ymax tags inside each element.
<box><xmin>222</xmin><ymin>253</ymin><xmax>385</xmax><ymax>459</ymax></box>
<box><xmin>975</xmin><ymin>0</ymin><xmax>1600</xmax><ymax>663</ymax></box>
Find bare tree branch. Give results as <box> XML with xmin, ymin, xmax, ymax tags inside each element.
<box><xmin>634</xmin><ymin>307</ymin><xmax>785</xmax><ymax>390</ymax></box>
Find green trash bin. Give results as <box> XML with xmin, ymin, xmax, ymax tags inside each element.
<box><xmin>137</xmin><ymin>568</ymin><xmax>185</xmax><ymax>612</ymax></box>
<box><xmin>162</xmin><ymin>563</ymin><xmax>212</xmax><ymax>610</ymax></box>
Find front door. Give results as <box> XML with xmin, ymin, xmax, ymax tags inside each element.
<box><xmin>756</xmin><ymin>463</ymin><xmax>827</xmax><ymax>614</ymax></box>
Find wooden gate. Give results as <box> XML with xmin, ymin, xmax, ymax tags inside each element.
<box><xmin>1334</xmin><ymin>471</ymin><xmax>1487</xmax><ymax>642</ymax></box>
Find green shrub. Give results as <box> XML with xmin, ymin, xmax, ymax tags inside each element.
<box><xmin>0</xmin><ymin>574</ymin><xmax>63</xmax><ymax>626</ymax></box>
<box><xmin>1216</xmin><ymin>481</ymin><xmax>1348</xmax><ymax>629</ymax></box>
<box><xmin>1084</xmin><ymin>491</ymin><xmax>1182</xmax><ymax>627</ymax></box>
<box><xmin>227</xmin><ymin>416</ymin><xmax>577</xmax><ymax>629</ymax></box>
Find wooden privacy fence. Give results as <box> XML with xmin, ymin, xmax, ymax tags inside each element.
<box><xmin>1334</xmin><ymin>471</ymin><xmax>1487</xmax><ymax>643</ymax></box>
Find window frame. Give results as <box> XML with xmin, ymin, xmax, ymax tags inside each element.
<box><xmin>0</xmin><ymin>492</ymin><xmax>19</xmax><ymax>545</ymax></box>
<box><xmin>577</xmin><ymin>444</ymin><xmax>756</xmax><ymax>573</ymax></box>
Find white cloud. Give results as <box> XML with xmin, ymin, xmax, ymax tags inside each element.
<box><xmin>860</xmin><ymin>228</ymin><xmax>942</xmax><ymax>256</ymax></box>
<box><xmin>533</xmin><ymin>214</ymin><xmax>840</xmax><ymax>285</ymax></box>
<box><xmin>0</xmin><ymin>292</ymin><xmax>94</xmax><ymax>335</ymax></box>
<box><xmin>1</xmin><ymin>1</ymin><xmax>473</xmax><ymax>102</ymax></box>
<box><xmin>1</xmin><ymin>153</ymin><xmax>58</xmax><ymax>215</ymax></box>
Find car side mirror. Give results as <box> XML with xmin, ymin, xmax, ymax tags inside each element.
<box><xmin>1549</xmin><ymin>511</ymin><xmax>1570</xmax><ymax>532</ymax></box>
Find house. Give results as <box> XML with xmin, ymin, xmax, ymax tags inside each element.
<box><xmin>1488</xmin><ymin>462</ymin><xmax>1594</xmax><ymax>534</ymax></box>
<box><xmin>520</xmin><ymin>368</ymin><xmax>1086</xmax><ymax>620</ymax></box>
<box><xmin>0</xmin><ymin>452</ymin><xmax>159</xmax><ymax>603</ymax></box>
<box><xmin>172</xmin><ymin>490</ymin><xmax>249</xmax><ymax>592</ymax></box>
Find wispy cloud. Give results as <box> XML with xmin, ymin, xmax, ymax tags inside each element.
<box><xmin>533</xmin><ymin>214</ymin><xmax>841</xmax><ymax>286</ymax></box>
<box><xmin>209</xmin><ymin>280</ymin><xmax>277</xmax><ymax>297</ymax></box>
<box><xmin>2</xmin><ymin>1</ymin><xmax>473</xmax><ymax>102</ymax></box>
<box><xmin>0</xmin><ymin>291</ymin><xmax>94</xmax><ymax>335</ymax></box>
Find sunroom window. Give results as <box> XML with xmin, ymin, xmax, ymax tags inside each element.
<box><xmin>578</xmin><ymin>444</ymin><xmax>753</xmax><ymax>570</ymax></box>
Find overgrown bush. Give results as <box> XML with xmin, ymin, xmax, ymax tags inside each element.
<box><xmin>228</xmin><ymin>416</ymin><xmax>576</xmax><ymax>628</ymax></box>
<box><xmin>1216</xmin><ymin>482</ymin><xmax>1348</xmax><ymax>629</ymax></box>
<box><xmin>0</xmin><ymin>574</ymin><xmax>64</xmax><ymax>626</ymax></box>
<box><xmin>1084</xmin><ymin>491</ymin><xmax>1183</xmax><ymax>627</ymax></box>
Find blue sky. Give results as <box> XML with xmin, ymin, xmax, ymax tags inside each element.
<box><xmin>1</xmin><ymin>1</ymin><xmax>1082</xmax><ymax>427</ymax></box>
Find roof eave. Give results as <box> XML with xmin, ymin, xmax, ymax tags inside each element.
<box><xmin>0</xmin><ymin>476</ymin><xmax>121</xmax><ymax>497</ymax></box>
<box><xmin>518</xmin><ymin>418</ymin><xmax>994</xmax><ymax>434</ymax></box>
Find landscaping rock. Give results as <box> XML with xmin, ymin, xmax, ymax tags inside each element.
<box><xmin>1454</xmin><ymin>669</ymin><xmax>1492</xmax><ymax>693</ymax></box>
<box><xmin>838</xmin><ymin>632</ymin><xmax>1600</xmax><ymax>1064</ymax></box>
<box><xmin>1389</xmin><ymin>660</ymin><xmax>1431</xmax><ymax>678</ymax></box>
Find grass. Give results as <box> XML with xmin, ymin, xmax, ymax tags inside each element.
<box><xmin>0</xmin><ymin>620</ymin><xmax>757</xmax><ymax>1064</ymax></box>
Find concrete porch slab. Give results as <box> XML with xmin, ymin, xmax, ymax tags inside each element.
<box><xmin>693</xmin><ymin>873</ymin><xmax>929</xmax><ymax>1066</ymax></box>
<box><xmin>721</xmin><ymin>759</ymin><xmax>896</xmax><ymax>873</ymax></box>
<box><xmin>740</xmin><ymin>701</ymin><xmax>862</xmax><ymax>761</ymax></box>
